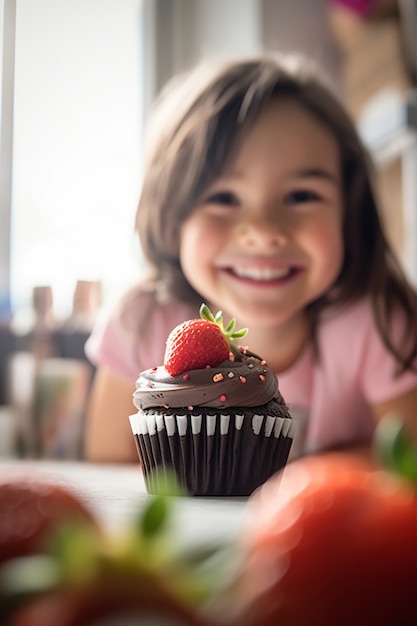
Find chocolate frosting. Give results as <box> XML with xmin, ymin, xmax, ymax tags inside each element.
<box><xmin>133</xmin><ymin>349</ymin><xmax>281</xmax><ymax>410</ymax></box>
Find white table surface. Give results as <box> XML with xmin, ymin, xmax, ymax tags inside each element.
<box><xmin>0</xmin><ymin>460</ymin><xmax>248</xmax><ymax>546</ymax></box>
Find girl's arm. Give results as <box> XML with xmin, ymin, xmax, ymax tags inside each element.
<box><xmin>336</xmin><ymin>387</ymin><xmax>417</xmax><ymax>462</ymax></box>
<box><xmin>84</xmin><ymin>366</ymin><xmax>137</xmax><ymax>463</ymax></box>
<box><xmin>373</xmin><ymin>386</ymin><xmax>417</xmax><ymax>443</ymax></box>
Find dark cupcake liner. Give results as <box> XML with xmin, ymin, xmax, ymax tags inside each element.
<box><xmin>129</xmin><ymin>410</ymin><xmax>296</xmax><ymax>496</ymax></box>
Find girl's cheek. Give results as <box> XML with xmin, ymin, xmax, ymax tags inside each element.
<box><xmin>321</xmin><ymin>226</ymin><xmax>344</xmax><ymax>274</ymax></box>
<box><xmin>310</xmin><ymin>214</ymin><xmax>343</xmax><ymax>250</ymax></box>
<box><xmin>182</xmin><ymin>214</ymin><xmax>224</xmax><ymax>245</ymax></box>
<box><xmin>180</xmin><ymin>218</ymin><xmax>214</xmax><ymax>268</ymax></box>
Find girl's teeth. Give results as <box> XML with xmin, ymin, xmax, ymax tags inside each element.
<box><xmin>233</xmin><ymin>267</ymin><xmax>291</xmax><ymax>280</ymax></box>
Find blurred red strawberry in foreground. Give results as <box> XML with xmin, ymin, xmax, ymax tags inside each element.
<box><xmin>0</xmin><ymin>474</ymin><xmax>98</xmax><ymax>564</ymax></box>
<box><xmin>223</xmin><ymin>416</ymin><xmax>417</xmax><ymax>626</ymax></box>
<box><xmin>0</xmin><ymin>474</ymin><xmax>218</xmax><ymax>626</ymax></box>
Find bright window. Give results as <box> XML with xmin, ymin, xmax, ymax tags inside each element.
<box><xmin>10</xmin><ymin>0</ymin><xmax>144</xmax><ymax>319</ymax></box>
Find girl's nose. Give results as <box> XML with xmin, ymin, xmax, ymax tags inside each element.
<box><xmin>237</xmin><ymin>216</ymin><xmax>287</xmax><ymax>249</ymax></box>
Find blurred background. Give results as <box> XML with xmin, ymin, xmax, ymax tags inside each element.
<box><xmin>0</xmin><ymin>0</ymin><xmax>416</xmax><ymax>456</ymax></box>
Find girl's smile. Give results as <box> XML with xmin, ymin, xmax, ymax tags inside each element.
<box><xmin>219</xmin><ymin>261</ymin><xmax>302</xmax><ymax>286</ymax></box>
<box><xmin>179</xmin><ymin>97</ymin><xmax>344</xmax><ymax>338</ymax></box>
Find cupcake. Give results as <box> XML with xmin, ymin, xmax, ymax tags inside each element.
<box><xmin>129</xmin><ymin>304</ymin><xmax>295</xmax><ymax>496</ymax></box>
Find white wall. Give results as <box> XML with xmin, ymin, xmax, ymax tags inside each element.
<box><xmin>146</xmin><ymin>0</ymin><xmax>261</xmax><ymax>107</ymax></box>
<box><xmin>0</xmin><ymin>0</ymin><xmax>16</xmax><ymax>318</ymax></box>
<box><xmin>11</xmin><ymin>0</ymin><xmax>144</xmax><ymax>318</ymax></box>
<box><xmin>195</xmin><ymin>0</ymin><xmax>261</xmax><ymax>59</ymax></box>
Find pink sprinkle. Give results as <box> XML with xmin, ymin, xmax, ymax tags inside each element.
<box><xmin>240</xmin><ymin>376</ymin><xmax>247</xmax><ymax>383</ymax></box>
<box><xmin>259</xmin><ymin>374</ymin><xmax>266</xmax><ymax>381</ymax></box>
<box><xmin>220</xmin><ymin>394</ymin><xmax>227</xmax><ymax>402</ymax></box>
<box><xmin>163</xmin><ymin>404</ymin><xmax>169</xmax><ymax>409</ymax></box>
<box><xmin>260</xmin><ymin>360</ymin><xmax>267</xmax><ymax>366</ymax></box>
<box><xmin>188</xmin><ymin>405</ymin><xmax>193</xmax><ymax>411</ymax></box>
<box><xmin>182</xmin><ymin>374</ymin><xmax>189</xmax><ymax>381</ymax></box>
<box><xmin>213</xmin><ymin>373</ymin><xmax>224</xmax><ymax>383</ymax></box>
<box><xmin>228</xmin><ymin>352</ymin><xmax>235</xmax><ymax>361</ymax></box>
<box><xmin>206</xmin><ymin>365</ymin><xmax>211</xmax><ymax>369</ymax></box>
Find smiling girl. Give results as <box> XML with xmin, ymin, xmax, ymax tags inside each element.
<box><xmin>84</xmin><ymin>54</ymin><xmax>417</xmax><ymax>463</ymax></box>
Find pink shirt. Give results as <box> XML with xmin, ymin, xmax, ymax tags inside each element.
<box><xmin>85</xmin><ymin>290</ymin><xmax>417</xmax><ymax>456</ymax></box>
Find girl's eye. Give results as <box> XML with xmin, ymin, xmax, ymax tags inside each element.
<box><xmin>285</xmin><ymin>190</ymin><xmax>321</xmax><ymax>205</ymax></box>
<box><xmin>205</xmin><ymin>191</ymin><xmax>239</xmax><ymax>206</ymax></box>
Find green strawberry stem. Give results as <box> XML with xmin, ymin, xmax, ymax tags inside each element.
<box><xmin>199</xmin><ymin>303</ymin><xmax>248</xmax><ymax>355</ymax></box>
<box><xmin>373</xmin><ymin>414</ymin><xmax>417</xmax><ymax>485</ymax></box>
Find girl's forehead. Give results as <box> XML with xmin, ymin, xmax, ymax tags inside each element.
<box><xmin>248</xmin><ymin>97</ymin><xmax>332</xmax><ymax>134</ymax></box>
<box><xmin>224</xmin><ymin>98</ymin><xmax>341</xmax><ymax>168</ymax></box>
<box><xmin>221</xmin><ymin>95</ymin><xmax>336</xmax><ymax>150</ymax></box>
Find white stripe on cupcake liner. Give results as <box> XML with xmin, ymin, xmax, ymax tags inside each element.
<box><xmin>220</xmin><ymin>414</ymin><xmax>230</xmax><ymax>435</ymax></box>
<box><xmin>176</xmin><ymin>414</ymin><xmax>188</xmax><ymax>436</ymax></box>
<box><xmin>165</xmin><ymin>415</ymin><xmax>176</xmax><ymax>437</ymax></box>
<box><xmin>155</xmin><ymin>414</ymin><xmax>165</xmax><ymax>432</ymax></box>
<box><xmin>281</xmin><ymin>418</ymin><xmax>291</xmax><ymax>437</ymax></box>
<box><xmin>264</xmin><ymin>415</ymin><xmax>275</xmax><ymax>437</ymax></box>
<box><xmin>145</xmin><ymin>414</ymin><xmax>157</xmax><ymax>436</ymax></box>
<box><xmin>235</xmin><ymin>414</ymin><xmax>244</xmax><ymax>430</ymax></box>
<box><xmin>207</xmin><ymin>414</ymin><xmax>216</xmax><ymax>437</ymax></box>
<box><xmin>128</xmin><ymin>414</ymin><xmax>141</xmax><ymax>435</ymax></box>
<box><xmin>130</xmin><ymin>412</ymin><xmax>149</xmax><ymax>436</ymax></box>
<box><xmin>272</xmin><ymin>417</ymin><xmax>295</xmax><ymax>439</ymax></box>
<box><xmin>191</xmin><ymin>414</ymin><xmax>202</xmax><ymax>435</ymax></box>
<box><xmin>274</xmin><ymin>417</ymin><xmax>284</xmax><ymax>438</ymax></box>
<box><xmin>252</xmin><ymin>414</ymin><xmax>264</xmax><ymax>435</ymax></box>
<box><xmin>288</xmin><ymin>419</ymin><xmax>297</xmax><ymax>439</ymax></box>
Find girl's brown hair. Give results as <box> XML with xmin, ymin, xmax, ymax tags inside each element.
<box><xmin>135</xmin><ymin>53</ymin><xmax>417</xmax><ymax>372</ymax></box>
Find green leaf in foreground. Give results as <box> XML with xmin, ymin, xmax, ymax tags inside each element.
<box><xmin>141</xmin><ymin>496</ymin><xmax>170</xmax><ymax>538</ymax></box>
<box><xmin>373</xmin><ymin>413</ymin><xmax>417</xmax><ymax>484</ymax></box>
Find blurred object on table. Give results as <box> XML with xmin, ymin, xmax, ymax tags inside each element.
<box><xmin>56</xmin><ymin>279</ymin><xmax>101</xmax><ymax>364</ymax></box>
<box><xmin>0</xmin><ymin>406</ymin><xmax>15</xmax><ymax>458</ymax></box>
<box><xmin>7</xmin><ymin>355</ymin><xmax>92</xmax><ymax>460</ymax></box>
<box><xmin>11</xmin><ymin>285</ymin><xmax>59</xmax><ymax>361</ymax></box>
<box><xmin>4</xmin><ymin>282</ymin><xmax>99</xmax><ymax>459</ymax></box>
<box><xmin>6</xmin><ymin>285</ymin><xmax>59</xmax><ymax>457</ymax></box>
<box><xmin>33</xmin><ymin>357</ymin><xmax>93</xmax><ymax>459</ymax></box>
<box><xmin>6</xmin><ymin>352</ymin><xmax>36</xmax><ymax>457</ymax></box>
<box><xmin>0</xmin><ymin>323</ymin><xmax>16</xmax><ymax>406</ymax></box>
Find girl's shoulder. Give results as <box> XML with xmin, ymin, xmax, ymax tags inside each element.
<box><xmin>319</xmin><ymin>297</ymin><xmax>374</xmax><ymax>333</ymax></box>
<box><xmin>120</xmin><ymin>287</ymin><xmax>198</xmax><ymax>372</ymax></box>
<box><xmin>318</xmin><ymin>295</ymin><xmax>412</xmax><ymax>346</ymax></box>
<box><xmin>317</xmin><ymin>297</ymin><xmax>387</xmax><ymax>360</ymax></box>
<box><xmin>316</xmin><ymin>296</ymin><xmax>417</xmax><ymax>397</ymax></box>
<box><xmin>117</xmin><ymin>286</ymin><xmax>197</xmax><ymax>336</ymax></box>
<box><xmin>85</xmin><ymin>285</ymin><xmax>197</xmax><ymax>380</ymax></box>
